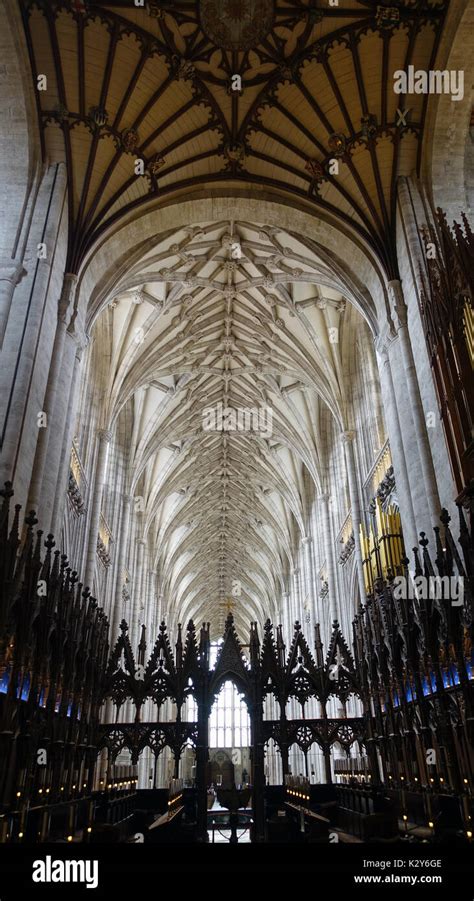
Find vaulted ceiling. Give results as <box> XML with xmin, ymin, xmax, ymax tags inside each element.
<box><xmin>91</xmin><ymin>219</ymin><xmax>376</xmax><ymax>635</ymax></box>
<box><xmin>21</xmin><ymin>0</ymin><xmax>446</xmax><ymax>275</ymax></box>
<box><xmin>21</xmin><ymin>0</ymin><xmax>439</xmax><ymax>631</ymax></box>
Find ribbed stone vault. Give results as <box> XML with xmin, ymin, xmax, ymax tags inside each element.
<box><xmin>92</xmin><ymin>218</ymin><xmax>368</xmax><ymax>635</ymax></box>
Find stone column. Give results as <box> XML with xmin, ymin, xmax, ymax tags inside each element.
<box><xmin>26</xmin><ymin>274</ymin><xmax>78</xmax><ymax>524</ymax></box>
<box><xmin>0</xmin><ymin>165</ymin><xmax>68</xmax><ymax>509</ymax></box>
<box><xmin>132</xmin><ymin>538</ymin><xmax>146</xmax><ymax>650</ymax></box>
<box><xmin>341</xmin><ymin>431</ymin><xmax>366</xmax><ymax>604</ymax></box>
<box><xmin>0</xmin><ymin>261</ymin><xmax>27</xmax><ymax>349</ymax></box>
<box><xmin>146</xmin><ymin>569</ymin><xmax>157</xmax><ymax>645</ymax></box>
<box><xmin>157</xmin><ymin>592</ymin><xmax>164</xmax><ymax>628</ymax></box>
<box><xmin>291</xmin><ymin>567</ymin><xmax>300</xmax><ymax>629</ymax></box>
<box><xmin>301</xmin><ymin>536</ymin><xmax>316</xmax><ymax>641</ymax></box>
<box><xmin>291</xmin><ymin>568</ymin><xmax>301</xmax><ymax>720</ymax></box>
<box><xmin>311</xmin><ymin>502</ymin><xmax>327</xmax><ymax>640</ymax></box>
<box><xmin>143</xmin><ymin>568</ymin><xmax>157</xmax><ymax>725</ymax></box>
<box><xmin>388</xmin><ymin>280</ymin><xmax>441</xmax><ymax>526</ymax></box>
<box><xmin>50</xmin><ymin>334</ymin><xmax>87</xmax><ymax>537</ymax></box>
<box><xmin>282</xmin><ymin>590</ymin><xmax>290</xmax><ymax>646</ymax></box>
<box><xmin>318</xmin><ymin>493</ymin><xmax>338</xmax><ymax>625</ymax></box>
<box><xmin>140</xmin><ymin>565</ymin><xmax>149</xmax><ymax>649</ymax></box>
<box><xmin>375</xmin><ymin>339</ymin><xmax>418</xmax><ymax>551</ymax></box>
<box><xmin>110</xmin><ymin>494</ymin><xmax>132</xmax><ymax>639</ymax></box>
<box><xmin>83</xmin><ymin>429</ymin><xmax>112</xmax><ymax>591</ymax></box>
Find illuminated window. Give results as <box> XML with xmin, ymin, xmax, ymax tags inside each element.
<box><xmin>185</xmin><ymin>693</ymin><xmax>198</xmax><ymax>722</ymax></box>
<box><xmin>209</xmin><ymin>679</ymin><xmax>251</xmax><ymax>749</ymax></box>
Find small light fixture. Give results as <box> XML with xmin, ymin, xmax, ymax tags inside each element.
<box><xmin>428</xmin><ymin>821</ymin><xmax>434</xmax><ymax>829</ymax></box>
<box><xmin>16</xmin><ymin>791</ymin><xmax>21</xmax><ymax>798</ymax></box>
<box><xmin>402</xmin><ymin>815</ymin><xmax>408</xmax><ymax>822</ymax></box>
<box><xmin>67</xmin><ymin>835</ymin><xmax>73</xmax><ymax>842</ymax></box>
<box><xmin>87</xmin><ymin>827</ymin><xmax>92</xmax><ymax>834</ymax></box>
<box><xmin>467</xmin><ymin>831</ymin><xmax>472</xmax><ymax>839</ymax></box>
<box><xmin>18</xmin><ymin>832</ymin><xmax>23</xmax><ymax>838</ymax></box>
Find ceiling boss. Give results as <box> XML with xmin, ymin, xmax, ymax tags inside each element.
<box><xmin>199</xmin><ymin>0</ymin><xmax>275</xmax><ymax>51</ymax></box>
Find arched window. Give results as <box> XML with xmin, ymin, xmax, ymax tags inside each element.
<box><xmin>209</xmin><ymin>680</ymin><xmax>250</xmax><ymax>749</ymax></box>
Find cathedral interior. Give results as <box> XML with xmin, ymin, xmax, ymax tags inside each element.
<box><xmin>0</xmin><ymin>0</ymin><xmax>473</xmax><ymax>865</ymax></box>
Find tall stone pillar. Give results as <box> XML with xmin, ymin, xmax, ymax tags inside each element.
<box><xmin>311</xmin><ymin>503</ymin><xmax>327</xmax><ymax>642</ymax></box>
<box><xmin>388</xmin><ymin>280</ymin><xmax>441</xmax><ymax>526</ymax></box>
<box><xmin>318</xmin><ymin>493</ymin><xmax>338</xmax><ymax>625</ymax></box>
<box><xmin>301</xmin><ymin>536</ymin><xmax>316</xmax><ymax>641</ymax></box>
<box><xmin>132</xmin><ymin>538</ymin><xmax>146</xmax><ymax>649</ymax></box>
<box><xmin>50</xmin><ymin>333</ymin><xmax>87</xmax><ymax>537</ymax></box>
<box><xmin>110</xmin><ymin>494</ymin><xmax>132</xmax><ymax>639</ymax></box>
<box><xmin>341</xmin><ymin>431</ymin><xmax>366</xmax><ymax>604</ymax></box>
<box><xmin>83</xmin><ymin>429</ymin><xmax>112</xmax><ymax>591</ymax></box>
<box><xmin>157</xmin><ymin>592</ymin><xmax>164</xmax><ymax>628</ymax></box>
<box><xmin>375</xmin><ymin>339</ymin><xmax>417</xmax><ymax>551</ymax></box>
<box><xmin>282</xmin><ymin>590</ymin><xmax>290</xmax><ymax>645</ymax></box>
<box><xmin>26</xmin><ymin>274</ymin><xmax>78</xmax><ymax>525</ymax></box>
<box><xmin>291</xmin><ymin>567</ymin><xmax>300</xmax><ymax>628</ymax></box>
<box><xmin>143</xmin><ymin>568</ymin><xmax>157</xmax><ymax>725</ymax></box>
<box><xmin>146</xmin><ymin>569</ymin><xmax>157</xmax><ymax>644</ymax></box>
<box><xmin>0</xmin><ymin>164</ymin><xmax>68</xmax><ymax>510</ymax></box>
